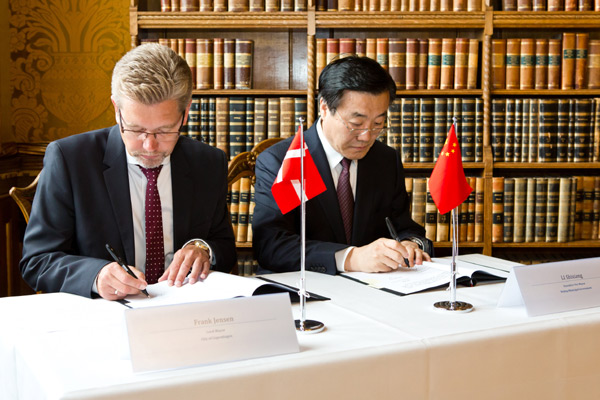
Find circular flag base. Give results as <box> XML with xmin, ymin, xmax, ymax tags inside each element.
<box><xmin>433</xmin><ymin>301</ymin><xmax>474</xmax><ymax>313</ymax></box>
<box><xmin>295</xmin><ymin>319</ymin><xmax>325</xmax><ymax>334</ymax></box>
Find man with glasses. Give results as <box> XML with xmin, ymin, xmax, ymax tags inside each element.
<box><xmin>20</xmin><ymin>43</ymin><xmax>236</xmax><ymax>299</ymax></box>
<box><xmin>253</xmin><ymin>56</ymin><xmax>431</xmax><ymax>275</ymax></box>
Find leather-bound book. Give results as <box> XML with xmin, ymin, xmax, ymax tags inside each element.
<box><xmin>430</xmin><ymin>0</ymin><xmax>440</xmax><ymax>11</ymax></box>
<box><xmin>440</xmin><ymin>0</ymin><xmax>451</xmax><ymax>10</ymax></box>
<box><xmin>229</xmin><ymin>179</ymin><xmax>240</xmax><ymax>239</ymax></box>
<box><xmin>491</xmin><ymin>99</ymin><xmax>506</xmax><ymax>161</ymax></box>
<box><xmin>419</xmin><ymin>98</ymin><xmax>435</xmax><ymax>162</ymax></box>
<box><xmin>213</xmin><ymin>38</ymin><xmax>224</xmax><ymax>90</ymax></box>
<box><xmin>518</xmin><ymin>0</ymin><xmax>532</xmax><ymax>10</ymax></box>
<box><xmin>513</xmin><ymin>177</ymin><xmax>527</xmax><ymax>243</ymax></box>
<box><xmin>161</xmin><ymin>0</ymin><xmax>171</xmax><ymax>11</ymax></box>
<box><xmin>503</xmin><ymin>178</ymin><xmax>515</xmax><ymax>243</ymax></box>
<box><xmin>281</xmin><ymin>0</ymin><xmax>294</xmax><ymax>10</ymax></box>
<box><xmin>461</xmin><ymin>98</ymin><xmax>476</xmax><ymax>162</ymax></box>
<box><xmin>355</xmin><ymin>38</ymin><xmax>366</xmax><ymax>57</ymax></box>
<box><xmin>215</xmin><ymin>97</ymin><xmax>230</xmax><ymax>158</ymax></box>
<box><xmin>505</xmin><ymin>38</ymin><xmax>521</xmax><ymax>90</ymax></box>
<box><xmin>547</xmin><ymin>39</ymin><xmax>562</xmax><ymax>89</ymax></box>
<box><xmin>237</xmin><ymin>177</ymin><xmax>251</xmax><ymax>243</ymax></box>
<box><xmin>184</xmin><ymin>39</ymin><xmax>197</xmax><ymax>90</ymax></box>
<box><xmin>200</xmin><ymin>97</ymin><xmax>210</xmax><ymax>143</ymax></box>
<box><xmin>588</xmin><ymin>40</ymin><xmax>600</xmax><ymax>89</ymax></box>
<box><xmin>557</xmin><ymin>177</ymin><xmax>572</xmax><ymax>243</ymax></box>
<box><xmin>557</xmin><ymin>98</ymin><xmax>570</xmax><ymax>162</ymax></box>
<box><xmin>467</xmin><ymin>39</ymin><xmax>479</xmax><ymax>89</ymax></box>
<box><xmin>427</xmin><ymin>38</ymin><xmax>442</xmax><ymax>90</ymax></box>
<box><xmin>214</xmin><ymin>0</ymin><xmax>227</xmax><ymax>10</ymax></box>
<box><xmin>223</xmin><ymin>39</ymin><xmax>236</xmax><ymax>89</ymax></box>
<box><xmin>578</xmin><ymin>0</ymin><xmax>592</xmax><ymax>10</ymax></box>
<box><xmin>295</xmin><ymin>0</ymin><xmax>307</xmax><ymax>10</ymax></box>
<box><xmin>390</xmin><ymin>0</ymin><xmax>401</xmax><ymax>10</ymax></box>
<box><xmin>504</xmin><ymin>98</ymin><xmax>515</xmax><ymax>162</ymax></box>
<box><xmin>411</xmin><ymin>178</ymin><xmax>427</xmax><ymax>227</ymax></box>
<box><xmin>417</xmin><ymin>39</ymin><xmax>428</xmax><ymax>89</ymax></box>
<box><xmin>235</xmin><ymin>39</ymin><xmax>253</xmax><ymax>89</ymax></box>
<box><xmin>519</xmin><ymin>38</ymin><xmax>535</xmax><ymax>90</ymax></box>
<box><xmin>561</xmin><ymin>32</ymin><xmax>576</xmax><ymax>90</ymax></box>
<box><xmin>267</xmin><ymin>98</ymin><xmax>280</xmax><ymax>139</ymax></box>
<box><xmin>366</xmin><ymin>38</ymin><xmax>376</xmax><ymax>61</ymax></box>
<box><xmin>279</xmin><ymin>97</ymin><xmax>295</xmax><ymax>138</ymax></box>
<box><xmin>574</xmin><ymin>98</ymin><xmax>592</xmax><ymax>162</ymax></box>
<box><xmin>253</xmin><ymin>98</ymin><xmax>267</xmax><ymax>145</ymax></box>
<box><xmin>187</xmin><ymin>97</ymin><xmax>200</xmax><ymax>140</ymax></box>
<box><xmin>534</xmin><ymin>178</ymin><xmax>548</xmax><ymax>243</ymax></box>
<box><xmin>475</xmin><ymin>98</ymin><xmax>483</xmax><ymax>161</ymax></box>
<box><xmin>528</xmin><ymin>99</ymin><xmax>539</xmax><ymax>162</ymax></box>
<box><xmin>565</xmin><ymin>0</ymin><xmax>577</xmax><ymax>9</ymax></box>
<box><xmin>467</xmin><ymin>0</ymin><xmax>479</xmax><ymax>10</ymax></box>
<box><xmin>406</xmin><ymin>38</ymin><xmax>419</xmax><ymax>90</ymax></box>
<box><xmin>425</xmin><ymin>182</ymin><xmax>437</xmax><ymax>242</ymax></box>
<box><xmin>575</xmin><ymin>33</ymin><xmax>589</xmax><ymax>90</ymax></box>
<box><xmin>181</xmin><ymin>0</ymin><xmax>200</xmax><ymax>11</ymax></box>
<box><xmin>387</xmin><ymin>99</ymin><xmax>402</xmax><ymax>151</ymax></box>
<box><xmin>492</xmin><ymin>177</ymin><xmax>504</xmax><ymax>243</ymax></box>
<box><xmin>265</xmin><ymin>0</ymin><xmax>280</xmax><ymax>11</ymax></box>
<box><xmin>491</xmin><ymin>39</ymin><xmax>506</xmax><ymax>90</ymax></box>
<box><xmin>200</xmin><ymin>0</ymin><xmax>214</xmax><ymax>10</ymax></box>
<box><xmin>377</xmin><ymin>38</ymin><xmax>390</xmax><ymax>71</ymax></box>
<box><xmin>453</xmin><ymin>0</ymin><xmax>466</xmax><ymax>10</ymax></box>
<box><xmin>228</xmin><ymin>0</ymin><xmax>249</xmax><ymax>10</ymax></box>
<box><xmin>454</xmin><ymin>38</ymin><xmax>469</xmax><ymax>90</ymax></box>
<box><xmin>250</xmin><ymin>0</ymin><xmax>264</xmax><ymax>10</ymax></box>
<box><xmin>534</xmin><ymin>39</ymin><xmax>548</xmax><ymax>89</ymax></box>
<box><xmin>171</xmin><ymin>0</ymin><xmax>180</xmax><ymax>11</ymax></box>
<box><xmin>504</xmin><ymin>0</ymin><xmax>517</xmax><ymax>10</ymax></box>
<box><xmin>328</xmin><ymin>0</ymin><xmax>339</xmax><ymax>10</ymax></box>
<box><xmin>433</xmin><ymin>98</ymin><xmax>447</xmax><ymax>161</ymax></box>
<box><xmin>245</xmin><ymin>97</ymin><xmax>254</xmax><ymax>151</ymax></box>
<box><xmin>538</xmin><ymin>99</ymin><xmax>559</xmax><ymax>162</ymax></box>
<box><xmin>196</xmin><ymin>38</ymin><xmax>213</xmax><ymax>90</ymax></box>
<box><xmin>401</xmin><ymin>98</ymin><xmax>415</xmax><ymax>162</ymax></box>
<box><xmin>389</xmin><ymin>38</ymin><xmax>406</xmax><ymax>89</ymax></box>
<box><xmin>524</xmin><ymin>177</ymin><xmax>536</xmax><ymax>242</ymax></box>
<box><xmin>547</xmin><ymin>0</ymin><xmax>560</xmax><ymax>10</ymax></box>
<box><xmin>208</xmin><ymin>98</ymin><xmax>217</xmax><ymax>146</ymax></box>
<box><xmin>545</xmin><ymin>177</ymin><xmax>560</xmax><ymax>243</ymax></box>
<box><xmin>532</xmin><ymin>0</ymin><xmax>545</xmax><ymax>10</ymax></box>
<box><xmin>316</xmin><ymin>38</ymin><xmax>326</xmax><ymax>88</ymax></box>
<box><xmin>229</xmin><ymin>97</ymin><xmax>246</xmax><ymax>160</ymax></box>
<box><xmin>440</xmin><ymin>38</ymin><xmax>455</xmax><ymax>90</ymax></box>
<box><xmin>339</xmin><ymin>38</ymin><xmax>356</xmax><ymax>57</ymax></box>
<box><xmin>326</xmin><ymin>38</ymin><xmax>340</xmax><ymax>64</ymax></box>
<box><xmin>294</xmin><ymin>97</ymin><xmax>307</xmax><ymax>131</ymax></box>
<box><xmin>513</xmin><ymin>99</ymin><xmax>523</xmax><ymax>162</ymax></box>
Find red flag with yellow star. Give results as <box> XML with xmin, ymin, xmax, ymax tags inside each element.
<box><xmin>429</xmin><ymin>123</ymin><xmax>473</xmax><ymax>215</ymax></box>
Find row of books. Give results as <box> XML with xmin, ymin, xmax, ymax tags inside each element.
<box><xmin>491</xmin><ymin>98</ymin><xmax>600</xmax><ymax>163</ymax></box>
<box><xmin>236</xmin><ymin>254</ymin><xmax>259</xmax><ymax>277</ymax></box>
<box><xmin>183</xmin><ymin>96</ymin><xmax>307</xmax><ymax>159</ymax></box>
<box><xmin>317</xmin><ymin>37</ymin><xmax>479</xmax><ymax>90</ymax></box>
<box><xmin>384</xmin><ymin>97</ymin><xmax>484</xmax><ymax>163</ymax></box>
<box><xmin>229</xmin><ymin>177</ymin><xmax>256</xmax><ymax>244</ymax></box>
<box><xmin>491</xmin><ymin>35</ymin><xmax>600</xmax><ymax>90</ymax></box>
<box><xmin>158</xmin><ymin>0</ymin><xmax>482</xmax><ymax>11</ymax></box>
<box><xmin>500</xmin><ymin>0</ymin><xmax>600</xmax><ymax>11</ymax></box>
<box><xmin>154</xmin><ymin>38</ymin><xmax>254</xmax><ymax>90</ymax></box>
<box><xmin>407</xmin><ymin>177</ymin><xmax>484</xmax><ymax>243</ymax></box>
<box><xmin>492</xmin><ymin>176</ymin><xmax>600</xmax><ymax>243</ymax></box>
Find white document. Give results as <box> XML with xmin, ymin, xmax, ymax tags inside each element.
<box><xmin>498</xmin><ymin>257</ymin><xmax>600</xmax><ymax>317</ymax></box>
<box><xmin>123</xmin><ymin>271</ymin><xmax>294</xmax><ymax>308</ymax></box>
<box><xmin>125</xmin><ymin>293</ymin><xmax>299</xmax><ymax>373</ymax></box>
<box><xmin>342</xmin><ymin>259</ymin><xmax>509</xmax><ymax>295</ymax></box>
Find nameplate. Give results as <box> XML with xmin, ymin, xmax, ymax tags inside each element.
<box><xmin>125</xmin><ymin>293</ymin><xmax>299</xmax><ymax>372</ymax></box>
<box><xmin>498</xmin><ymin>257</ymin><xmax>600</xmax><ymax>317</ymax></box>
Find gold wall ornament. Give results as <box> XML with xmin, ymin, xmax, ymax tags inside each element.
<box><xmin>9</xmin><ymin>0</ymin><xmax>129</xmax><ymax>143</ymax></box>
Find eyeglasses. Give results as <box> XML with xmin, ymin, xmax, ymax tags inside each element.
<box><xmin>335</xmin><ymin>113</ymin><xmax>388</xmax><ymax>137</ymax></box>
<box><xmin>118</xmin><ymin>109</ymin><xmax>183</xmax><ymax>142</ymax></box>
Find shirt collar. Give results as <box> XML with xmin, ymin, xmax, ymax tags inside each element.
<box><xmin>316</xmin><ymin>117</ymin><xmax>346</xmax><ymax>170</ymax></box>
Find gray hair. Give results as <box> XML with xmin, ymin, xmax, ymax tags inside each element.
<box><xmin>111</xmin><ymin>43</ymin><xmax>192</xmax><ymax>112</ymax></box>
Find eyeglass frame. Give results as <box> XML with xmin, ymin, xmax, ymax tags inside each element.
<box><xmin>334</xmin><ymin>112</ymin><xmax>388</xmax><ymax>138</ymax></box>
<box><xmin>118</xmin><ymin>109</ymin><xmax>184</xmax><ymax>142</ymax></box>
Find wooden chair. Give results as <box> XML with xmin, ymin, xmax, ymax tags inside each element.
<box><xmin>9</xmin><ymin>172</ymin><xmax>41</xmax><ymax>224</ymax></box>
<box><xmin>227</xmin><ymin>137</ymin><xmax>284</xmax><ymax>187</ymax></box>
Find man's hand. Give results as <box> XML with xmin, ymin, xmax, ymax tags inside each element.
<box><xmin>97</xmin><ymin>262</ymin><xmax>147</xmax><ymax>300</ymax></box>
<box><xmin>159</xmin><ymin>244</ymin><xmax>211</xmax><ymax>287</ymax></box>
<box><xmin>344</xmin><ymin>238</ymin><xmax>431</xmax><ymax>273</ymax></box>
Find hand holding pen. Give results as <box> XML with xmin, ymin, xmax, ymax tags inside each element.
<box><xmin>105</xmin><ymin>244</ymin><xmax>150</xmax><ymax>298</ymax></box>
<box><xmin>385</xmin><ymin>217</ymin><xmax>412</xmax><ymax>268</ymax></box>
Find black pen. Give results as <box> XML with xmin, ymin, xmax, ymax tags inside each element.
<box><xmin>105</xmin><ymin>243</ymin><xmax>150</xmax><ymax>297</ymax></box>
<box><xmin>385</xmin><ymin>217</ymin><xmax>411</xmax><ymax>268</ymax></box>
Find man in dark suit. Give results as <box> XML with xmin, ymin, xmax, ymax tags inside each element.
<box><xmin>20</xmin><ymin>43</ymin><xmax>236</xmax><ymax>300</ymax></box>
<box><xmin>253</xmin><ymin>56</ymin><xmax>431</xmax><ymax>275</ymax></box>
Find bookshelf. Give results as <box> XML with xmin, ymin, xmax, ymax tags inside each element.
<box><xmin>130</xmin><ymin>0</ymin><xmax>600</xmax><ymax>266</ymax></box>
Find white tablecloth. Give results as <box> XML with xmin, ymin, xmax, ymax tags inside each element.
<box><xmin>1</xmin><ymin>272</ymin><xmax>599</xmax><ymax>400</ymax></box>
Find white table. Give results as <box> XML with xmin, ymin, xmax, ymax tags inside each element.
<box><xmin>2</xmin><ymin>272</ymin><xmax>600</xmax><ymax>400</ymax></box>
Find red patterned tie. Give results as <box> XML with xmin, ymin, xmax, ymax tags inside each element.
<box><xmin>139</xmin><ymin>165</ymin><xmax>164</xmax><ymax>284</ymax></box>
<box><xmin>337</xmin><ymin>158</ymin><xmax>354</xmax><ymax>244</ymax></box>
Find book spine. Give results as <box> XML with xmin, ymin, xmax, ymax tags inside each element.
<box><xmin>171</xmin><ymin>0</ymin><xmax>180</xmax><ymax>11</ymax></box>
<box><xmin>467</xmin><ymin>0</ymin><xmax>479</xmax><ymax>10</ymax></box>
<box><xmin>200</xmin><ymin>97</ymin><xmax>210</xmax><ymax>143</ymax></box>
<box><xmin>387</xmin><ymin>99</ymin><xmax>402</xmax><ymax>152</ymax></box>
<box><xmin>223</xmin><ymin>39</ymin><xmax>236</xmax><ymax>90</ymax></box>
<box><xmin>504</xmin><ymin>98</ymin><xmax>515</xmax><ymax>162</ymax></box>
<box><xmin>513</xmin><ymin>177</ymin><xmax>527</xmax><ymax>243</ymax></box>
<box><xmin>594</xmin><ymin>98</ymin><xmax>600</xmax><ymax>162</ymax></box>
<box><xmin>461</xmin><ymin>98</ymin><xmax>476</xmax><ymax>162</ymax></box>
<box><xmin>213</xmin><ymin>38</ymin><xmax>224</xmax><ymax>90</ymax></box>
<box><xmin>440</xmin><ymin>38</ymin><xmax>455</xmax><ymax>90</ymax></box>
<box><xmin>355</xmin><ymin>38</ymin><xmax>366</xmax><ymax>58</ymax></box>
<box><xmin>491</xmin><ymin>39</ymin><xmax>507</xmax><ymax>90</ymax></box>
<box><xmin>532</xmin><ymin>0</ymin><xmax>546</xmax><ymax>10</ymax></box>
<box><xmin>519</xmin><ymin>38</ymin><xmax>535</xmax><ymax>90</ymax></box>
<box><xmin>474</xmin><ymin>177</ymin><xmax>484</xmax><ymax>242</ymax></box>
<box><xmin>538</xmin><ymin>99</ymin><xmax>559</xmax><ymax>162</ymax></box>
<box><xmin>229</xmin><ymin>96</ymin><xmax>246</xmax><ymax>160</ymax></box>
<box><xmin>417</xmin><ymin>39</ymin><xmax>428</xmax><ymax>90</ymax></box>
<box><xmin>419</xmin><ymin>99</ymin><xmax>435</xmax><ymax>162</ymax></box>
<box><xmin>295</xmin><ymin>0</ymin><xmax>305</xmax><ymax>10</ymax></box>
<box><xmin>573</xmin><ymin>176</ymin><xmax>584</xmax><ymax>240</ymax></box>
<box><xmin>534</xmin><ymin>39</ymin><xmax>548</xmax><ymax>90</ymax></box>
<box><xmin>491</xmin><ymin>99</ymin><xmax>506</xmax><ymax>162</ymax></box>
<box><xmin>237</xmin><ymin>177</ymin><xmax>251</xmax><ymax>243</ymax></box>
<box><xmin>475</xmin><ymin>98</ymin><xmax>483</xmax><ymax>162</ymax></box>
<box><xmin>561</xmin><ymin>32</ymin><xmax>576</xmax><ymax>90</ymax></box>
<box><xmin>401</xmin><ymin>98</ymin><xmax>415</xmax><ymax>162</ymax></box>
<box><xmin>513</xmin><ymin>99</ymin><xmax>523</xmax><ymax>162</ymax></box>
<box><xmin>579</xmin><ymin>0</ymin><xmax>592</xmax><ymax>10</ymax></box>
<box><xmin>436</xmin><ymin>209</ymin><xmax>449</xmax><ymax>242</ymax></box>
<box><xmin>467</xmin><ymin>39</ymin><xmax>479</xmax><ymax>89</ymax></box>
<box><xmin>568</xmin><ymin>99</ymin><xmax>576</xmax><ymax>162</ymax></box>
<box><xmin>425</xmin><ymin>181</ymin><xmax>437</xmax><ymax>242</ymax></box>
<box><xmin>426</xmin><ymin>38</ymin><xmax>442</xmax><ymax>90</ymax></box>
<box><xmin>161</xmin><ymin>0</ymin><xmax>172</xmax><ymax>11</ymax></box>
<box><xmin>504</xmin><ymin>0</ymin><xmax>517</xmax><ymax>9</ymax></box>
<box><xmin>433</xmin><ymin>98</ymin><xmax>447</xmax><ymax>161</ymax></box>
<box><xmin>339</xmin><ymin>38</ymin><xmax>356</xmax><ymax>57</ymax></box>
<box><xmin>294</xmin><ymin>97</ymin><xmax>308</xmax><ymax>131</ymax></box>
<box><xmin>521</xmin><ymin>99</ymin><xmax>530</xmax><ymax>162</ymax></box>
<box><xmin>459</xmin><ymin>198</ymin><xmax>468</xmax><ymax>242</ymax></box>
<box><xmin>338</xmin><ymin>0</ymin><xmax>352</xmax><ymax>9</ymax></box>
<box><xmin>528</xmin><ymin>99</ymin><xmax>539</xmax><ymax>162</ymax></box>
<box><xmin>546</xmin><ymin>177</ymin><xmax>560</xmax><ymax>242</ymax></box>
<box><xmin>267</xmin><ymin>98</ymin><xmax>280</xmax><ymax>139</ymax></box>
<box><xmin>534</xmin><ymin>178</ymin><xmax>548</xmax><ymax>242</ymax></box>
<box><xmin>581</xmin><ymin>176</ymin><xmax>595</xmax><ymax>239</ymax></box>
<box><xmin>281</xmin><ymin>0</ymin><xmax>294</xmax><ymax>10</ymax></box>
<box><xmin>440</xmin><ymin>0</ymin><xmax>451</xmax><ymax>10</ymax></box>
<box><xmin>245</xmin><ymin>97</ymin><xmax>254</xmax><ymax>151</ymax></box>
<box><xmin>377</xmin><ymin>38</ymin><xmax>390</xmax><ymax>71</ymax></box>
<box><xmin>265</xmin><ymin>0</ymin><xmax>280</xmax><ymax>10</ymax></box>
<box><xmin>185</xmin><ymin>39</ymin><xmax>197</xmax><ymax>90</ymax></box>
<box><xmin>390</xmin><ymin>0</ymin><xmax>401</xmax><ymax>9</ymax></box>
<box><xmin>188</xmin><ymin>97</ymin><xmax>201</xmax><ymax>141</ymax></box>
<box><xmin>229</xmin><ymin>0</ymin><xmax>249</xmax><ymax>10</ymax></box>
<box><xmin>557</xmin><ymin>99</ymin><xmax>570</xmax><ymax>162</ymax></box>
<box><xmin>492</xmin><ymin>177</ymin><xmax>504</xmax><ymax>243</ymax></box>
<box><xmin>588</xmin><ymin>40</ymin><xmax>600</xmax><ymax>89</ymax></box>
<box><xmin>279</xmin><ymin>97</ymin><xmax>295</xmax><ymax>138</ymax></box>
<box><xmin>453</xmin><ymin>0</ymin><xmax>466</xmax><ymax>10</ymax></box>
<box><xmin>316</xmin><ymin>38</ymin><xmax>327</xmax><ymax>89</ymax></box>
<box><xmin>574</xmin><ymin>99</ymin><xmax>592</xmax><ymax>162</ymax></box>
<box><xmin>247</xmin><ymin>185</ymin><xmax>256</xmax><ymax>243</ymax></box>
<box><xmin>389</xmin><ymin>39</ymin><xmax>407</xmax><ymax>90</ymax></box>
<box><xmin>209</xmin><ymin>98</ymin><xmax>217</xmax><ymax>146</ymax></box>
<box><xmin>366</xmin><ymin>38</ymin><xmax>376</xmax><ymax>61</ymax></box>
<box><xmin>518</xmin><ymin>0</ymin><xmax>532</xmax><ymax>10</ymax></box>
<box><xmin>575</xmin><ymin>33</ymin><xmax>589</xmax><ymax>90</ymax></box>
<box><xmin>411</xmin><ymin>178</ymin><xmax>427</xmax><ymax>227</ymax></box>
<box><xmin>326</xmin><ymin>38</ymin><xmax>340</xmax><ymax>65</ymax></box>
<box><xmin>525</xmin><ymin>177</ymin><xmax>536</xmax><ymax>242</ymax></box>
<box><xmin>214</xmin><ymin>0</ymin><xmax>227</xmax><ymax>10</ymax></box>
<box><xmin>216</xmin><ymin>97</ymin><xmax>229</xmax><ymax>158</ymax></box>
<box><xmin>466</xmin><ymin>176</ymin><xmax>476</xmax><ymax>242</ymax></box>
<box><xmin>430</xmin><ymin>0</ymin><xmax>441</xmax><ymax>11</ymax></box>
<box><xmin>249</xmin><ymin>0</ymin><xmax>265</xmax><ymax>10</ymax></box>
<box><xmin>235</xmin><ymin>39</ymin><xmax>253</xmax><ymax>90</ymax></box>
<box><xmin>406</xmin><ymin>38</ymin><xmax>419</xmax><ymax>90</ymax></box>
<box><xmin>229</xmin><ymin>179</ymin><xmax>240</xmax><ymax>239</ymax></box>
<box><xmin>565</xmin><ymin>0</ymin><xmax>577</xmax><ymax>9</ymax></box>
<box><xmin>503</xmin><ymin>178</ymin><xmax>515</xmax><ymax>243</ymax></box>
<box><xmin>200</xmin><ymin>0</ymin><xmax>214</xmax><ymax>10</ymax></box>
<box><xmin>454</xmin><ymin>38</ymin><xmax>469</xmax><ymax>90</ymax></box>
<box><xmin>547</xmin><ymin>39</ymin><xmax>562</xmax><ymax>90</ymax></box>
<box><xmin>557</xmin><ymin>177</ymin><xmax>572</xmax><ymax>243</ymax></box>
<box><xmin>253</xmin><ymin>98</ymin><xmax>268</xmax><ymax>145</ymax></box>
<box><xmin>593</xmin><ymin>177</ymin><xmax>600</xmax><ymax>239</ymax></box>
<box><xmin>505</xmin><ymin>38</ymin><xmax>521</xmax><ymax>90</ymax></box>
<box><xmin>197</xmin><ymin>38</ymin><xmax>213</xmax><ymax>90</ymax></box>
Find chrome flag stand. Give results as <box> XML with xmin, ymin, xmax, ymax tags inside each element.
<box><xmin>295</xmin><ymin>118</ymin><xmax>325</xmax><ymax>333</ymax></box>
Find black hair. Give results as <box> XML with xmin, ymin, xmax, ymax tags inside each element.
<box><xmin>317</xmin><ymin>56</ymin><xmax>397</xmax><ymax>113</ymax></box>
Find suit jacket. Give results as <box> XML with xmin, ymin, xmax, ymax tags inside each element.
<box><xmin>20</xmin><ymin>125</ymin><xmax>236</xmax><ymax>297</ymax></box>
<box><xmin>252</xmin><ymin>122</ymin><xmax>427</xmax><ymax>274</ymax></box>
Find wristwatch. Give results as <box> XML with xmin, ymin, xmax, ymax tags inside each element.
<box><xmin>183</xmin><ymin>239</ymin><xmax>212</xmax><ymax>262</ymax></box>
<box><xmin>405</xmin><ymin>236</ymin><xmax>425</xmax><ymax>250</ymax></box>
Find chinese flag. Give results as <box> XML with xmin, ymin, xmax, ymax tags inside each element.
<box><xmin>271</xmin><ymin>127</ymin><xmax>327</xmax><ymax>214</ymax></box>
<box><xmin>429</xmin><ymin>124</ymin><xmax>473</xmax><ymax>215</ymax></box>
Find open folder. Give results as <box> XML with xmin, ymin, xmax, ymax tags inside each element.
<box><xmin>120</xmin><ymin>271</ymin><xmax>328</xmax><ymax>308</ymax></box>
<box><xmin>341</xmin><ymin>254</ymin><xmax>519</xmax><ymax>296</ymax></box>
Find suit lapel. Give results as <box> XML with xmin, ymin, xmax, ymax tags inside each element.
<box><xmin>306</xmin><ymin>127</ymin><xmax>347</xmax><ymax>244</ymax></box>
<box><xmin>353</xmin><ymin>151</ymin><xmax>376</xmax><ymax>245</ymax></box>
<box><xmin>170</xmin><ymin>140</ymin><xmax>193</xmax><ymax>248</ymax></box>
<box><xmin>103</xmin><ymin>126</ymin><xmax>135</xmax><ymax>265</ymax></box>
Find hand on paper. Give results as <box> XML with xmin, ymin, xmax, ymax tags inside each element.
<box><xmin>97</xmin><ymin>262</ymin><xmax>148</xmax><ymax>300</ymax></box>
<box><xmin>159</xmin><ymin>244</ymin><xmax>210</xmax><ymax>287</ymax></box>
<box><xmin>344</xmin><ymin>238</ymin><xmax>431</xmax><ymax>273</ymax></box>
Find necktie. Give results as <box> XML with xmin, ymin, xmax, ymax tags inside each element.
<box><xmin>337</xmin><ymin>158</ymin><xmax>354</xmax><ymax>244</ymax></box>
<box><xmin>139</xmin><ymin>165</ymin><xmax>164</xmax><ymax>284</ymax></box>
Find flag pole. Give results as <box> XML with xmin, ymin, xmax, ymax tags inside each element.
<box><xmin>295</xmin><ymin>117</ymin><xmax>325</xmax><ymax>333</ymax></box>
<box><xmin>433</xmin><ymin>118</ymin><xmax>473</xmax><ymax>313</ymax></box>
